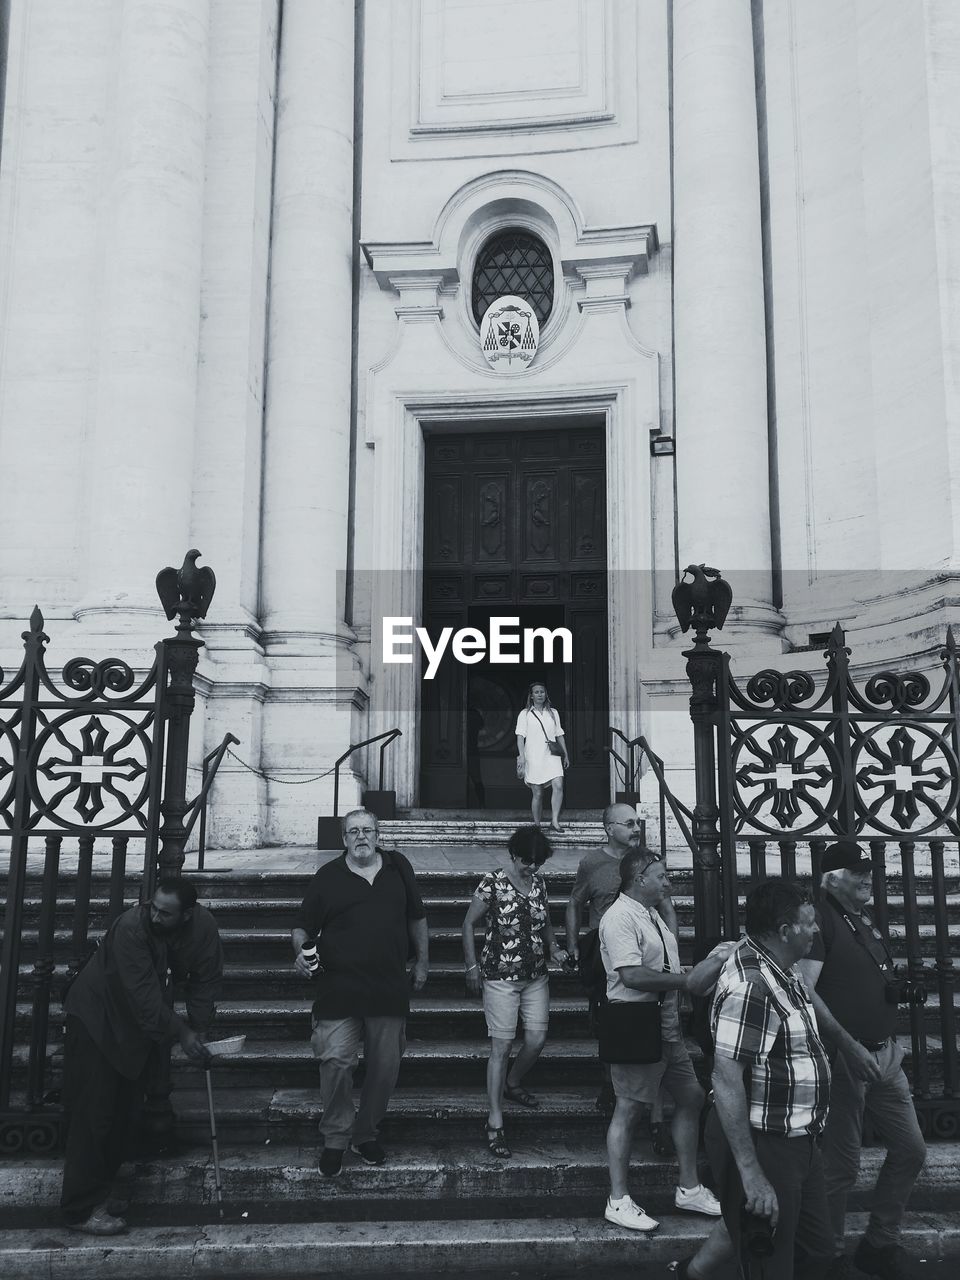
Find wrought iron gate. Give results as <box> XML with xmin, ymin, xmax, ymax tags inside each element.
<box><xmin>674</xmin><ymin>566</ymin><xmax>959</xmax><ymax>1137</ymax></box>
<box><xmin>0</xmin><ymin>554</ymin><xmax>216</xmax><ymax>1153</ymax></box>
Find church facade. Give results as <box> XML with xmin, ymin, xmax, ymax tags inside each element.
<box><xmin>1</xmin><ymin>0</ymin><xmax>958</xmax><ymax>847</ymax></box>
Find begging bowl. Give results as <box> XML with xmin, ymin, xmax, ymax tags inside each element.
<box><xmin>204</xmin><ymin>1034</ymin><xmax>246</xmax><ymax>1056</ymax></box>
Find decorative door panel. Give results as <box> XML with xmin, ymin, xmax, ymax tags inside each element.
<box><xmin>425</xmin><ymin>475</ymin><xmax>464</xmax><ymax>568</ymax></box>
<box><xmin>572</xmin><ymin>472</ymin><xmax>603</xmax><ymax>559</ymax></box>
<box><xmin>521</xmin><ymin>472</ymin><xmax>559</xmax><ymax>562</ymax></box>
<box><xmin>473</xmin><ymin>473</ymin><xmax>510</xmax><ymax>563</ymax></box>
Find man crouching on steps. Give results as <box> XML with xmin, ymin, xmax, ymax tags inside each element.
<box><xmin>599</xmin><ymin>847</ymin><xmax>737</xmax><ymax>1232</ymax></box>
<box><xmin>292</xmin><ymin>810</ymin><xmax>429</xmax><ymax>1177</ymax></box>
<box><xmin>61</xmin><ymin>877</ymin><xmax>222</xmax><ymax>1235</ymax></box>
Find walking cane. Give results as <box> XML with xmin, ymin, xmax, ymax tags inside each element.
<box><xmin>201</xmin><ymin>1034</ymin><xmax>245</xmax><ymax>1220</ymax></box>
<box><xmin>204</xmin><ymin>1067</ymin><xmax>225</xmax><ymax>1220</ymax></box>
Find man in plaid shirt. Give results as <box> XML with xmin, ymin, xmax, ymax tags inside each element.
<box><xmin>704</xmin><ymin>878</ymin><xmax>834</xmax><ymax>1280</ymax></box>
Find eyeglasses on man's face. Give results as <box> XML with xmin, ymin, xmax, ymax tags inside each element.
<box><xmin>610</xmin><ymin>819</ymin><xmax>643</xmax><ymax>829</ymax></box>
<box><xmin>345</xmin><ymin>826</ymin><xmax>377</xmax><ymax>838</ymax></box>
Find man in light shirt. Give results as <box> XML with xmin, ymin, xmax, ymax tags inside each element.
<box><xmin>599</xmin><ymin>847</ymin><xmax>736</xmax><ymax>1233</ymax></box>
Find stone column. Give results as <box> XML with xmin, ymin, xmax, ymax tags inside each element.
<box><xmin>260</xmin><ymin>0</ymin><xmax>354</xmax><ymax>643</ymax></box>
<box><xmin>188</xmin><ymin>0</ymin><xmax>281</xmax><ymax>848</ymax></box>
<box><xmin>259</xmin><ymin>0</ymin><xmax>362</xmax><ymax>841</ymax></box>
<box><xmin>672</xmin><ymin>0</ymin><xmax>780</xmax><ymax>637</ymax></box>
<box><xmin>78</xmin><ymin>0</ymin><xmax>209</xmax><ymax>626</ymax></box>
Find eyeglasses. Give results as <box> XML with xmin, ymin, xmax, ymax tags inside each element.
<box><xmin>512</xmin><ymin>855</ymin><xmax>538</xmax><ymax>866</ymax></box>
<box><xmin>345</xmin><ymin>827</ymin><xmax>377</xmax><ymax>837</ymax></box>
<box><xmin>610</xmin><ymin>819</ymin><xmax>644</xmax><ymax>829</ymax></box>
<box><xmin>636</xmin><ymin>854</ymin><xmax>665</xmax><ymax>875</ymax></box>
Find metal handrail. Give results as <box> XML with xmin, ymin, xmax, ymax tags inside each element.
<box><xmin>607</xmin><ymin>728</ymin><xmax>696</xmax><ymax>858</ymax></box>
<box><xmin>188</xmin><ymin>733</ymin><xmax>240</xmax><ymax>871</ymax></box>
<box><xmin>332</xmin><ymin>728</ymin><xmax>403</xmax><ymax>818</ymax></box>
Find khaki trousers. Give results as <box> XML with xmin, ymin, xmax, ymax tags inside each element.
<box><xmin>310</xmin><ymin>1015</ymin><xmax>405</xmax><ymax>1149</ymax></box>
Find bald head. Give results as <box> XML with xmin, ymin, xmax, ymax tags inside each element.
<box><xmin>603</xmin><ymin>803</ymin><xmax>644</xmax><ymax>853</ymax></box>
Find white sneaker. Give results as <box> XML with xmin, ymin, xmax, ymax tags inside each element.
<box><xmin>675</xmin><ymin>1183</ymin><xmax>722</xmax><ymax>1216</ymax></box>
<box><xmin>604</xmin><ymin>1195</ymin><xmax>660</xmax><ymax>1232</ymax></box>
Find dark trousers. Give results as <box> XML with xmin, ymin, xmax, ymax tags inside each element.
<box><xmin>821</xmin><ymin>1039</ymin><xmax>925</xmax><ymax>1252</ymax></box>
<box><xmin>705</xmin><ymin>1106</ymin><xmax>834</xmax><ymax>1280</ymax></box>
<box><xmin>60</xmin><ymin>1015</ymin><xmax>145</xmax><ymax>1224</ymax></box>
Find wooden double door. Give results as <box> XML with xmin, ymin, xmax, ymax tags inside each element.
<box><xmin>420</xmin><ymin>427</ymin><xmax>609</xmax><ymax>810</ymax></box>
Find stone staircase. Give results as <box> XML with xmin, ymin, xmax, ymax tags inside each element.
<box><xmin>1</xmin><ymin>843</ymin><xmax>959</xmax><ymax>1276</ymax></box>
<box><xmin>379</xmin><ymin>809</ymin><xmax>605</xmax><ymax>850</ymax></box>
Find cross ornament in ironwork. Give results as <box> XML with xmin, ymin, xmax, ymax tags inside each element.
<box><xmin>857</xmin><ymin>726</ymin><xmax>950</xmax><ymax>828</ymax></box>
<box><xmin>735</xmin><ymin>726</ymin><xmax>832</xmax><ymax>828</ymax></box>
<box><xmin>39</xmin><ymin>715</ymin><xmax>146</xmax><ymax>822</ymax></box>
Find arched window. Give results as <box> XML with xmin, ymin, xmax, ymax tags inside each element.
<box><xmin>471</xmin><ymin>229</ymin><xmax>554</xmax><ymax>326</ymax></box>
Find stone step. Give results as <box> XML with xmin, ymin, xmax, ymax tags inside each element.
<box><xmin>15</xmin><ymin>991</ymin><xmax>957</xmax><ymax>1046</ymax></box>
<box><xmin>12</xmin><ymin>1034</ymin><xmax>953</xmax><ymax>1094</ymax></box>
<box><xmin>14</xmin><ymin>889</ymin><xmax>959</xmax><ymax>931</ymax></box>
<box><xmin>11</xmin><ymin>922</ymin><xmax>954</xmax><ymax>965</ymax></box>
<box><xmin>4</xmin><ymin>864</ymin><xmax>952</xmax><ymax>900</ymax></box>
<box><xmin>3</xmin><ymin>1141</ymin><xmax>957</xmax><ymax>1213</ymax></box>
<box><xmin>378</xmin><ymin>820</ymin><xmax>606</xmax><ymax>850</ymax></box>
<box><xmin>13</xmin><ymin>995</ymin><xmax>596</xmax><ymax>1042</ymax></box>
<box><xmin>10</xmin><ymin>1036</ymin><xmax>607</xmax><ymax>1091</ymax></box>
<box><xmin>13</xmin><ymin>961</ymin><xmax>588</xmax><ymax>1000</ymax></box>
<box><xmin>400</xmin><ymin>808</ymin><xmax>604</xmax><ymax>820</ymax></box>
<box><xmin>0</xmin><ymin>1137</ymin><xmax>698</xmax><ymax>1210</ymax></box>
<box><xmin>0</xmin><ymin>1212</ymin><xmax>957</xmax><ymax>1279</ymax></box>
<box><xmin>169</xmin><ymin>1084</ymin><xmax>614</xmax><ymax>1144</ymax></box>
<box><xmin>215</xmin><ymin>961</ymin><xmax>955</xmax><ymax>1006</ymax></box>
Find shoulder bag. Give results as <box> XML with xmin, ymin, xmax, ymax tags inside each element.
<box><xmin>531</xmin><ymin>709</ymin><xmax>563</xmax><ymax>757</ymax></box>
<box><xmin>598</xmin><ymin>997</ymin><xmax>663</xmax><ymax>1064</ymax></box>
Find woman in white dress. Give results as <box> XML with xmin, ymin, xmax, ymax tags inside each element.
<box><xmin>515</xmin><ymin>682</ymin><xmax>570</xmax><ymax>832</ymax></box>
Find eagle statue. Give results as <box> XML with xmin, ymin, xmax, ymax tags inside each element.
<box><xmin>671</xmin><ymin>564</ymin><xmax>732</xmax><ymax>636</ymax></box>
<box><xmin>156</xmin><ymin>549</ymin><xmax>217</xmax><ymax>624</ymax></box>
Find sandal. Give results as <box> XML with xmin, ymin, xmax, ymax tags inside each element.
<box><xmin>503</xmin><ymin>1081</ymin><xmax>539</xmax><ymax>1109</ymax></box>
<box><xmin>485</xmin><ymin>1124</ymin><xmax>511</xmax><ymax>1159</ymax></box>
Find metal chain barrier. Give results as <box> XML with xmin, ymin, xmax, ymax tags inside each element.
<box><xmin>225</xmin><ymin>746</ymin><xmax>337</xmax><ymax>786</ymax></box>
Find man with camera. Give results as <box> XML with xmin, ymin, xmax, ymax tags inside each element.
<box><xmin>798</xmin><ymin>842</ymin><xmax>926</xmax><ymax>1280</ymax></box>
<box><xmin>292</xmin><ymin>810</ymin><xmax>429</xmax><ymax>1177</ymax></box>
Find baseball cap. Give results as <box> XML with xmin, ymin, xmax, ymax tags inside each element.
<box><xmin>821</xmin><ymin>840</ymin><xmax>872</xmax><ymax>873</ymax></box>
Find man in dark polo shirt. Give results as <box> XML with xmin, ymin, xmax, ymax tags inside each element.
<box><xmin>292</xmin><ymin>809</ymin><xmax>429</xmax><ymax>1176</ymax></box>
<box><xmin>799</xmin><ymin>842</ymin><xmax>926</xmax><ymax>1280</ymax></box>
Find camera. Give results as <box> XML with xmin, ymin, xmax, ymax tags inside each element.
<box><xmin>741</xmin><ymin>1207</ymin><xmax>775</xmax><ymax>1258</ymax></box>
<box><xmin>884</xmin><ymin>970</ymin><xmax>927</xmax><ymax>1006</ymax></box>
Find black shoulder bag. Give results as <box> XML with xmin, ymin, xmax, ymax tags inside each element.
<box><xmin>598</xmin><ymin>912</ymin><xmax>671</xmax><ymax>1065</ymax></box>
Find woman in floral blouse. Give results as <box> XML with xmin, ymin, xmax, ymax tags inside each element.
<box><xmin>461</xmin><ymin>826</ymin><xmax>567</xmax><ymax>1159</ymax></box>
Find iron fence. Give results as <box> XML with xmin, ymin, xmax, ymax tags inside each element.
<box><xmin>0</xmin><ymin>553</ymin><xmax>219</xmax><ymax>1154</ymax></box>
<box><xmin>673</xmin><ymin>566</ymin><xmax>960</xmax><ymax>1137</ymax></box>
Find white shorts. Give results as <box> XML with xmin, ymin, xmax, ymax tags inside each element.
<box><xmin>481</xmin><ymin>974</ymin><xmax>550</xmax><ymax>1039</ymax></box>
